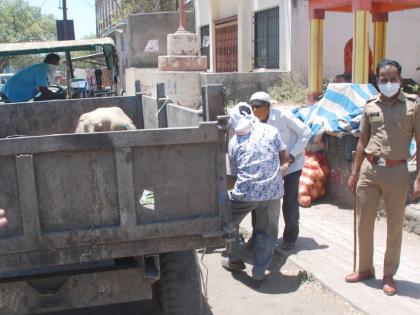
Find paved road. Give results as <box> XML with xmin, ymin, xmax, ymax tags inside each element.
<box><xmin>282</xmin><ymin>203</ymin><xmax>420</xmax><ymax>315</ymax></box>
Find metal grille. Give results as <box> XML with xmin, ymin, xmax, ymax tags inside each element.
<box><xmin>215</xmin><ymin>20</ymin><xmax>238</xmax><ymax>72</ymax></box>
<box><xmin>254</xmin><ymin>7</ymin><xmax>279</xmax><ymax>69</ymax></box>
<box><xmin>200</xmin><ymin>25</ymin><xmax>210</xmax><ymax>69</ymax></box>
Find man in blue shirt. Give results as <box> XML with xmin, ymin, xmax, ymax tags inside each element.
<box><xmin>1</xmin><ymin>53</ymin><xmax>60</xmax><ymax>103</ymax></box>
<box><xmin>224</xmin><ymin>103</ymin><xmax>288</xmax><ymax>282</ymax></box>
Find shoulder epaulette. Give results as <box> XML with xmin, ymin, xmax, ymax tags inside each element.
<box><xmin>366</xmin><ymin>97</ymin><xmax>378</xmax><ymax>104</ymax></box>
<box><xmin>405</xmin><ymin>93</ymin><xmax>418</xmax><ymax>102</ymax></box>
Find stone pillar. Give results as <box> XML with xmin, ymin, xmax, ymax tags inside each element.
<box><xmin>279</xmin><ymin>0</ymin><xmax>292</xmax><ymax>72</ymax></box>
<box><xmin>208</xmin><ymin>1</ymin><xmax>216</xmax><ymax>72</ymax></box>
<box><xmin>237</xmin><ymin>0</ymin><xmax>253</xmax><ymax>72</ymax></box>
<box><xmin>373</xmin><ymin>13</ymin><xmax>388</xmax><ymax>70</ymax></box>
<box><xmin>352</xmin><ymin>0</ymin><xmax>371</xmax><ymax>84</ymax></box>
<box><xmin>308</xmin><ymin>9</ymin><xmax>324</xmax><ymax>104</ymax></box>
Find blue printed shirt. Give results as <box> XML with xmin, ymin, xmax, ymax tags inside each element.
<box><xmin>229</xmin><ymin>122</ymin><xmax>286</xmax><ymax>201</ymax></box>
<box><xmin>3</xmin><ymin>63</ymin><xmax>49</xmax><ymax>102</ymax></box>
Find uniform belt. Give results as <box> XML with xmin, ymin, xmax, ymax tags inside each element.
<box><xmin>365</xmin><ymin>154</ymin><xmax>406</xmax><ymax>166</ymax></box>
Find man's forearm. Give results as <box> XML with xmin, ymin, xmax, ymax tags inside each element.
<box><xmin>279</xmin><ymin>150</ymin><xmax>289</xmax><ymax>166</ymax></box>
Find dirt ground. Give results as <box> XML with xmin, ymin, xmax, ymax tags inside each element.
<box><xmin>43</xmin><ymin>248</ymin><xmax>361</xmax><ymax>315</ymax></box>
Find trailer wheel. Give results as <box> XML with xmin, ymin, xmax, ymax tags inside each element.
<box><xmin>158</xmin><ymin>250</ymin><xmax>203</xmax><ymax>315</ymax></box>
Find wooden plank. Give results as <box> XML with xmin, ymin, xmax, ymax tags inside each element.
<box><xmin>115</xmin><ymin>147</ymin><xmax>137</xmax><ymax>227</ymax></box>
<box><xmin>15</xmin><ymin>155</ymin><xmax>41</xmax><ymax>241</ymax></box>
<box><xmin>0</xmin><ymin>122</ymin><xmax>220</xmax><ymax>156</ymax></box>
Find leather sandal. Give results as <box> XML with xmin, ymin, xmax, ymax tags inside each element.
<box><xmin>345</xmin><ymin>269</ymin><xmax>375</xmax><ymax>283</ymax></box>
<box><xmin>383</xmin><ymin>275</ymin><xmax>397</xmax><ymax>296</ymax></box>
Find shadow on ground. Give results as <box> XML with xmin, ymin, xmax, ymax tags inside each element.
<box><xmin>277</xmin><ymin>236</ymin><xmax>329</xmax><ymax>256</ymax></box>
<box><xmin>220</xmin><ymin>236</ymin><xmax>328</xmax><ymax>294</ymax></box>
<box><xmin>363</xmin><ymin>278</ymin><xmax>420</xmax><ymax>300</ymax></box>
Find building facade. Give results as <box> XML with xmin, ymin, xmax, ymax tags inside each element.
<box><xmin>195</xmin><ymin>0</ymin><xmax>420</xmax><ymax>84</ymax></box>
<box><xmin>195</xmin><ymin>0</ymin><xmax>292</xmax><ymax>73</ymax></box>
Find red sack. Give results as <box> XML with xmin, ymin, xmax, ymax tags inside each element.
<box><xmin>298</xmin><ymin>152</ymin><xmax>329</xmax><ymax>207</ymax></box>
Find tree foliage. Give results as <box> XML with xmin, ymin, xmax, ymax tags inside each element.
<box><xmin>0</xmin><ymin>0</ymin><xmax>56</xmax><ymax>71</ymax></box>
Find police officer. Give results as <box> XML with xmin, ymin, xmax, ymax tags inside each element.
<box><xmin>345</xmin><ymin>59</ymin><xmax>420</xmax><ymax>296</ymax></box>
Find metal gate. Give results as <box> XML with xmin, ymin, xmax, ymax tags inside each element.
<box><xmin>215</xmin><ymin>17</ymin><xmax>238</xmax><ymax>72</ymax></box>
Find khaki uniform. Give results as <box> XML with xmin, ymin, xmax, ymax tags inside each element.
<box><xmin>357</xmin><ymin>92</ymin><xmax>420</xmax><ymax>276</ymax></box>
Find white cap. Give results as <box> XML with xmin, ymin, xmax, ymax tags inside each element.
<box><xmin>249</xmin><ymin>91</ymin><xmax>270</xmax><ymax>104</ymax></box>
<box><xmin>229</xmin><ymin>103</ymin><xmax>254</xmax><ymax>135</ymax></box>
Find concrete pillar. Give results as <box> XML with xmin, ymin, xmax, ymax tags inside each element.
<box><xmin>373</xmin><ymin>13</ymin><xmax>388</xmax><ymax>70</ymax></box>
<box><xmin>279</xmin><ymin>0</ymin><xmax>292</xmax><ymax>72</ymax></box>
<box><xmin>352</xmin><ymin>0</ymin><xmax>371</xmax><ymax>84</ymax></box>
<box><xmin>194</xmin><ymin>0</ymin><xmax>201</xmax><ymax>34</ymax></box>
<box><xmin>209</xmin><ymin>1</ymin><xmax>216</xmax><ymax>72</ymax></box>
<box><xmin>308</xmin><ymin>10</ymin><xmax>324</xmax><ymax>104</ymax></box>
<box><xmin>237</xmin><ymin>0</ymin><xmax>253</xmax><ymax>72</ymax></box>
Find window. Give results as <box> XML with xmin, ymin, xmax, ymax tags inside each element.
<box><xmin>254</xmin><ymin>7</ymin><xmax>279</xmax><ymax>69</ymax></box>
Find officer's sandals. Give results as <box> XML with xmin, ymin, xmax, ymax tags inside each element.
<box><xmin>345</xmin><ymin>268</ymin><xmax>375</xmax><ymax>283</ymax></box>
<box><xmin>383</xmin><ymin>275</ymin><xmax>397</xmax><ymax>296</ymax></box>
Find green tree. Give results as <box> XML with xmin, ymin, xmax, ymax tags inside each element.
<box><xmin>0</xmin><ymin>0</ymin><xmax>56</xmax><ymax>72</ymax></box>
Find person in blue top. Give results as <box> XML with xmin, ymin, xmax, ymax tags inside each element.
<box><xmin>1</xmin><ymin>53</ymin><xmax>60</xmax><ymax>103</ymax></box>
<box><xmin>223</xmin><ymin>103</ymin><xmax>289</xmax><ymax>283</ymax></box>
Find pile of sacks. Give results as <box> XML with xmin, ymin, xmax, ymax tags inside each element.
<box><xmin>298</xmin><ymin>152</ymin><xmax>329</xmax><ymax>208</ymax></box>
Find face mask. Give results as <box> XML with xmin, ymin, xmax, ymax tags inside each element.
<box><xmin>252</xmin><ymin>106</ymin><xmax>269</xmax><ymax>122</ymax></box>
<box><xmin>378</xmin><ymin>82</ymin><xmax>400</xmax><ymax>98</ymax></box>
<box><xmin>47</xmin><ymin>63</ymin><xmax>58</xmax><ymax>73</ymax></box>
<box><xmin>46</xmin><ymin>64</ymin><xmax>58</xmax><ymax>85</ymax></box>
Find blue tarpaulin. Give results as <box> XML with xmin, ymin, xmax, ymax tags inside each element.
<box><xmin>292</xmin><ymin>83</ymin><xmax>416</xmax><ymax>156</ymax></box>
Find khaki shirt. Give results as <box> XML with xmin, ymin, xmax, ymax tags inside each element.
<box><xmin>360</xmin><ymin>92</ymin><xmax>420</xmax><ymax>160</ymax></box>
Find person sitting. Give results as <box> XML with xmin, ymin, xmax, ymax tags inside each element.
<box><xmin>1</xmin><ymin>53</ymin><xmax>61</xmax><ymax>103</ymax></box>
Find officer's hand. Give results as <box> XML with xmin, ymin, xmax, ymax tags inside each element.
<box><xmin>347</xmin><ymin>174</ymin><xmax>358</xmax><ymax>193</ymax></box>
<box><xmin>0</xmin><ymin>209</ymin><xmax>7</xmax><ymax>229</ymax></box>
<box><xmin>413</xmin><ymin>179</ymin><xmax>420</xmax><ymax>199</ymax></box>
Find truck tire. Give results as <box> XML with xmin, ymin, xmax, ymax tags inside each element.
<box><xmin>158</xmin><ymin>250</ymin><xmax>203</xmax><ymax>315</ymax></box>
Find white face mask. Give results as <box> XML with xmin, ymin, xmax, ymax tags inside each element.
<box><xmin>378</xmin><ymin>82</ymin><xmax>400</xmax><ymax>98</ymax></box>
<box><xmin>46</xmin><ymin>64</ymin><xmax>58</xmax><ymax>85</ymax></box>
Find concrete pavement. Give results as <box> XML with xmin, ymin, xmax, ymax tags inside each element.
<box><xmin>265</xmin><ymin>202</ymin><xmax>420</xmax><ymax>315</ymax></box>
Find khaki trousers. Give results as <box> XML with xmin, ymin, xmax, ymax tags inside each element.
<box><xmin>356</xmin><ymin>159</ymin><xmax>409</xmax><ymax>276</ymax></box>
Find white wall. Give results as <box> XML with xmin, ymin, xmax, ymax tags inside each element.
<box><xmin>253</xmin><ymin>0</ymin><xmax>281</xmax><ymax>11</ymax></box>
<box><xmin>388</xmin><ymin>9</ymin><xmax>420</xmax><ymax>81</ymax></box>
<box><xmin>194</xmin><ymin>0</ymin><xmax>210</xmax><ymax>30</ymax></box>
<box><xmin>212</xmin><ymin>0</ymin><xmax>238</xmax><ymax>21</ymax></box>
